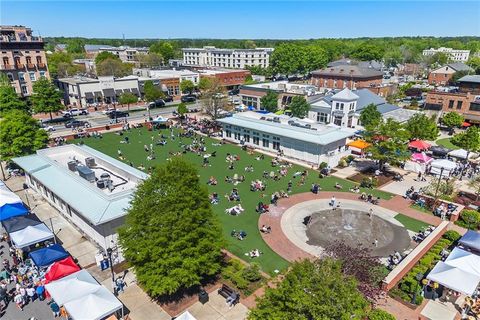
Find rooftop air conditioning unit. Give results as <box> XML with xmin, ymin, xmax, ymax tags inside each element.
<box><xmin>67</xmin><ymin>161</ymin><xmax>77</xmax><ymax>172</ymax></box>
<box><xmin>77</xmin><ymin>165</ymin><xmax>95</xmax><ymax>182</ymax></box>
<box><xmin>85</xmin><ymin>157</ymin><xmax>96</xmax><ymax>168</ymax></box>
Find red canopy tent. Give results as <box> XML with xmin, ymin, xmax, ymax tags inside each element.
<box><xmin>408</xmin><ymin>140</ymin><xmax>431</xmax><ymax>151</ymax></box>
<box><xmin>44</xmin><ymin>257</ymin><xmax>80</xmax><ymax>284</ymax></box>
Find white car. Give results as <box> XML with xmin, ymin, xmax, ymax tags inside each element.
<box><xmin>62</xmin><ymin>108</ymin><xmax>89</xmax><ymax>116</ymax></box>
<box><xmin>40</xmin><ymin>124</ymin><xmax>56</xmax><ymax>132</ymax></box>
<box><xmin>102</xmin><ymin>107</ymin><xmax>116</xmax><ymax>115</ymax></box>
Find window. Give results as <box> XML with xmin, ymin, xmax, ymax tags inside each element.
<box><xmin>262</xmin><ymin>138</ymin><xmax>269</xmax><ymax>148</ymax></box>
<box><xmin>317</xmin><ymin>112</ymin><xmax>328</xmax><ymax>123</ymax></box>
<box><xmin>273</xmin><ymin>141</ymin><xmax>280</xmax><ymax>150</ymax></box>
<box><xmin>226</xmin><ymin>130</ymin><xmax>231</xmax><ymax>138</ymax></box>
<box><xmin>18</xmin><ymin>72</ymin><xmax>25</xmax><ymax>81</ymax></box>
<box><xmin>234</xmin><ymin>132</ymin><xmax>240</xmax><ymax>140</ymax></box>
<box><xmin>456</xmin><ymin>101</ymin><xmax>463</xmax><ymax>110</ymax></box>
<box><xmin>244</xmin><ymin>134</ymin><xmax>250</xmax><ymax>142</ymax></box>
<box><xmin>469</xmin><ymin>102</ymin><xmax>480</xmax><ymax>112</ymax></box>
<box><xmin>29</xmin><ymin>72</ymin><xmax>36</xmax><ymax>81</ymax></box>
<box><xmin>253</xmin><ymin>136</ymin><xmax>259</xmax><ymax>145</ymax></box>
<box><xmin>448</xmin><ymin>100</ymin><xmax>454</xmax><ymax>109</ymax></box>
<box><xmin>21</xmin><ymin>85</ymin><xmax>28</xmax><ymax>95</ymax></box>
<box><xmin>340</xmin><ymin>103</ymin><xmax>344</xmax><ymax>110</ymax></box>
<box><xmin>6</xmin><ymin>73</ymin><xmax>14</xmax><ymax>82</ymax></box>
<box><xmin>39</xmin><ymin>71</ymin><xmax>46</xmax><ymax>78</ymax></box>
<box><xmin>335</xmin><ymin>102</ymin><xmax>340</xmax><ymax>109</ymax></box>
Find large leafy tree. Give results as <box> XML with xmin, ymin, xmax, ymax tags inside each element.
<box><xmin>46</xmin><ymin>52</ymin><xmax>81</xmax><ymax>77</ymax></box>
<box><xmin>95</xmin><ymin>51</ymin><xmax>119</xmax><ymax>65</ymax></box>
<box><xmin>359</xmin><ymin>104</ymin><xmax>382</xmax><ymax>129</ymax></box>
<box><xmin>350</xmin><ymin>43</ymin><xmax>384</xmax><ymax>61</ymax></box>
<box><xmin>118</xmin><ymin>92</ymin><xmax>137</xmax><ymax>111</ymax></box>
<box><xmin>30</xmin><ymin>78</ymin><xmax>64</xmax><ymax>120</ymax></box>
<box><xmin>451</xmin><ymin>126</ymin><xmax>480</xmax><ymax>154</ymax></box>
<box><xmin>149</xmin><ymin>41</ymin><xmax>176</xmax><ymax>61</ymax></box>
<box><xmin>260</xmin><ymin>90</ymin><xmax>279</xmax><ymax>112</ymax></box>
<box><xmin>0</xmin><ymin>76</ymin><xmax>29</xmax><ymax>116</ymax></box>
<box><xmin>143</xmin><ymin>80</ymin><xmax>163</xmax><ymax>102</ymax></box>
<box><xmin>118</xmin><ymin>158</ymin><xmax>224</xmax><ymax>297</ymax></box>
<box><xmin>136</xmin><ymin>53</ymin><xmax>163</xmax><ymax>68</ymax></box>
<box><xmin>405</xmin><ymin>113</ymin><xmax>439</xmax><ymax>141</ymax></box>
<box><xmin>289</xmin><ymin>96</ymin><xmax>310</xmax><ymax>118</ymax></box>
<box><xmin>270</xmin><ymin>43</ymin><xmax>303</xmax><ymax>76</ymax></box>
<box><xmin>302</xmin><ymin>45</ymin><xmax>328</xmax><ymax>74</ymax></box>
<box><xmin>180</xmin><ymin>80</ymin><xmax>195</xmax><ymax>94</ymax></box>
<box><xmin>248</xmin><ymin>259</ymin><xmax>368</xmax><ymax>320</ymax></box>
<box><xmin>441</xmin><ymin>111</ymin><xmax>464</xmax><ymax>130</ymax></box>
<box><xmin>365</xmin><ymin>118</ymin><xmax>410</xmax><ymax>170</ymax></box>
<box><xmin>65</xmin><ymin>39</ymin><xmax>85</xmax><ymax>55</ymax></box>
<box><xmin>96</xmin><ymin>59</ymin><xmax>132</xmax><ymax>77</ymax></box>
<box><xmin>467</xmin><ymin>56</ymin><xmax>480</xmax><ymax>74</ymax></box>
<box><xmin>0</xmin><ymin>110</ymin><xmax>48</xmax><ymax>161</ymax></box>
<box><xmin>197</xmin><ymin>77</ymin><xmax>213</xmax><ymax>91</ymax></box>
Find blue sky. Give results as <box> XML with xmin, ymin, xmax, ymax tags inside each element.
<box><xmin>1</xmin><ymin>1</ymin><xmax>479</xmax><ymax>39</ymax></box>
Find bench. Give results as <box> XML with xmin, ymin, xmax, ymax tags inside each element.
<box><xmin>218</xmin><ymin>284</ymin><xmax>239</xmax><ymax>305</ymax></box>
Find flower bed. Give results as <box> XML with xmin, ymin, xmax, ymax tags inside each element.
<box><xmin>221</xmin><ymin>257</ymin><xmax>265</xmax><ymax>296</ymax></box>
<box><xmin>390</xmin><ymin>230</ymin><xmax>461</xmax><ymax>305</ymax></box>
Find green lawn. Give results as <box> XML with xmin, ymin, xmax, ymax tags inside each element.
<box><xmin>394</xmin><ymin>213</ymin><xmax>430</xmax><ymax>232</ymax></box>
<box><xmin>73</xmin><ymin>127</ymin><xmax>393</xmax><ymax>274</ymax></box>
<box><xmin>410</xmin><ymin>203</ymin><xmax>433</xmax><ymax>215</ymax></box>
<box><xmin>435</xmin><ymin>138</ymin><xmax>459</xmax><ymax>150</ymax></box>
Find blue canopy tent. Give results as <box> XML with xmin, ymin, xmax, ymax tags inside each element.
<box><xmin>459</xmin><ymin>230</ymin><xmax>480</xmax><ymax>252</ymax></box>
<box><xmin>0</xmin><ymin>202</ymin><xmax>28</xmax><ymax>221</ymax></box>
<box><xmin>29</xmin><ymin>244</ymin><xmax>69</xmax><ymax>268</ymax></box>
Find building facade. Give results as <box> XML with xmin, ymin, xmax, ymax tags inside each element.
<box><xmin>422</xmin><ymin>47</ymin><xmax>470</xmax><ymax>62</ymax></box>
<box><xmin>310</xmin><ymin>65</ymin><xmax>383</xmax><ymax>91</ymax></box>
<box><xmin>217</xmin><ymin>112</ymin><xmax>355</xmax><ymax>167</ymax></box>
<box><xmin>182</xmin><ymin>46</ymin><xmax>274</xmax><ymax>69</ymax></box>
<box><xmin>0</xmin><ymin>25</ymin><xmax>49</xmax><ymax>97</ymax></box>
<box><xmin>56</xmin><ymin>75</ymin><xmax>140</xmax><ymax>107</ymax></box>
<box><xmin>427</xmin><ymin>63</ymin><xmax>473</xmax><ymax>86</ymax></box>
<box><xmin>98</xmin><ymin>46</ymin><xmax>149</xmax><ymax>63</ymax></box>
<box><xmin>197</xmin><ymin>69</ymin><xmax>251</xmax><ymax>88</ymax></box>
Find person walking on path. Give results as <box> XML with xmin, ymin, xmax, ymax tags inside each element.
<box><xmin>50</xmin><ymin>300</ymin><xmax>60</xmax><ymax>317</ymax></box>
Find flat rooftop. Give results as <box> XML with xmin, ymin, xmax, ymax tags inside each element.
<box><xmin>13</xmin><ymin>145</ymin><xmax>148</xmax><ymax>225</ymax></box>
<box><xmin>241</xmin><ymin>81</ymin><xmax>319</xmax><ymax>95</ymax></box>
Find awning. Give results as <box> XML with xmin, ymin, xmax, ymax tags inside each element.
<box><xmin>448</xmin><ymin>149</ymin><xmax>474</xmax><ymax>160</ymax></box>
<box><xmin>1</xmin><ymin>214</ymin><xmax>42</xmax><ymax>234</ymax></box>
<box><xmin>459</xmin><ymin>230</ymin><xmax>480</xmax><ymax>252</ymax></box>
<box><xmin>10</xmin><ymin>223</ymin><xmax>54</xmax><ymax>248</ymax></box>
<box><xmin>103</xmin><ymin>88</ymin><xmax>115</xmax><ymax>97</ymax></box>
<box><xmin>122</xmin><ymin>89</ymin><xmax>131</xmax><ymax>93</ymax></box>
<box><xmin>427</xmin><ymin>261</ymin><xmax>480</xmax><ymax>296</ymax></box>
<box><xmin>63</xmin><ymin>286</ymin><xmax>122</xmax><ymax>320</ymax></box>
<box><xmin>130</xmin><ymin>88</ymin><xmax>140</xmax><ymax>96</ymax></box>
<box><xmin>0</xmin><ymin>188</ymin><xmax>22</xmax><ymax>206</ymax></box>
<box><xmin>84</xmin><ymin>92</ymin><xmax>94</xmax><ymax>99</ymax></box>
<box><xmin>29</xmin><ymin>244</ymin><xmax>69</xmax><ymax>268</ymax></box>
<box><xmin>44</xmin><ymin>256</ymin><xmax>81</xmax><ymax>283</ymax></box>
<box><xmin>347</xmin><ymin>140</ymin><xmax>371</xmax><ymax>150</ymax></box>
<box><xmin>408</xmin><ymin>140</ymin><xmax>431</xmax><ymax>151</ymax></box>
<box><xmin>0</xmin><ymin>203</ymin><xmax>28</xmax><ymax>221</ymax></box>
<box><xmin>94</xmin><ymin>91</ymin><xmax>102</xmax><ymax>97</ymax></box>
<box><xmin>444</xmin><ymin>247</ymin><xmax>480</xmax><ymax>277</ymax></box>
<box><xmin>115</xmin><ymin>89</ymin><xmax>123</xmax><ymax>96</ymax></box>
<box><xmin>45</xmin><ymin>270</ymin><xmax>101</xmax><ymax>306</ymax></box>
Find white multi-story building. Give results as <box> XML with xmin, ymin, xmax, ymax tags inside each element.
<box><xmin>182</xmin><ymin>46</ymin><xmax>274</xmax><ymax>69</ymax></box>
<box><xmin>98</xmin><ymin>46</ymin><xmax>149</xmax><ymax>63</ymax></box>
<box><xmin>422</xmin><ymin>47</ymin><xmax>471</xmax><ymax>62</ymax></box>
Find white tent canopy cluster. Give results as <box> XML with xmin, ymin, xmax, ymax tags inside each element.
<box><xmin>427</xmin><ymin>247</ymin><xmax>480</xmax><ymax>296</ymax></box>
<box><xmin>45</xmin><ymin>269</ymin><xmax>123</xmax><ymax>320</ymax></box>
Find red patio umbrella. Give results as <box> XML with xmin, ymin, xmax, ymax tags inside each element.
<box><xmin>408</xmin><ymin>140</ymin><xmax>431</xmax><ymax>151</ymax></box>
<box><xmin>44</xmin><ymin>256</ymin><xmax>80</xmax><ymax>283</ymax></box>
<box><xmin>462</xmin><ymin>122</ymin><xmax>471</xmax><ymax>127</ymax></box>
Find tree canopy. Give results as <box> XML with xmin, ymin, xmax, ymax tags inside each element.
<box><xmin>349</xmin><ymin>43</ymin><xmax>385</xmax><ymax>61</ymax></box>
<box><xmin>136</xmin><ymin>53</ymin><xmax>163</xmax><ymax>68</ymax></box>
<box><xmin>96</xmin><ymin>59</ymin><xmax>132</xmax><ymax>77</ymax></box>
<box><xmin>442</xmin><ymin>112</ymin><xmax>464</xmax><ymax>129</ymax></box>
<box><xmin>405</xmin><ymin>113</ymin><xmax>439</xmax><ymax>141</ymax></box>
<box><xmin>46</xmin><ymin>52</ymin><xmax>81</xmax><ymax>77</ymax></box>
<box><xmin>451</xmin><ymin>126</ymin><xmax>480</xmax><ymax>153</ymax></box>
<box><xmin>118</xmin><ymin>157</ymin><xmax>224</xmax><ymax>297</ymax></box>
<box><xmin>248</xmin><ymin>259</ymin><xmax>368</xmax><ymax>320</ymax></box>
<box><xmin>177</xmin><ymin>103</ymin><xmax>188</xmax><ymax>116</ymax></box>
<box><xmin>180</xmin><ymin>80</ymin><xmax>195</xmax><ymax>94</ymax></box>
<box><xmin>197</xmin><ymin>77</ymin><xmax>213</xmax><ymax>91</ymax></box>
<box><xmin>95</xmin><ymin>51</ymin><xmax>120</xmax><ymax>65</ymax></box>
<box><xmin>0</xmin><ymin>110</ymin><xmax>48</xmax><ymax>161</ymax></box>
<box><xmin>118</xmin><ymin>92</ymin><xmax>138</xmax><ymax>110</ymax></box>
<box><xmin>288</xmin><ymin>96</ymin><xmax>310</xmax><ymax>118</ymax></box>
<box><xmin>467</xmin><ymin>56</ymin><xmax>480</xmax><ymax>74</ymax></box>
<box><xmin>30</xmin><ymin>78</ymin><xmax>64</xmax><ymax>120</ymax></box>
<box><xmin>149</xmin><ymin>41</ymin><xmax>176</xmax><ymax>61</ymax></box>
<box><xmin>270</xmin><ymin>43</ymin><xmax>328</xmax><ymax>76</ymax></box>
<box><xmin>260</xmin><ymin>90</ymin><xmax>279</xmax><ymax>113</ymax></box>
<box><xmin>143</xmin><ymin>80</ymin><xmax>163</xmax><ymax>102</ymax></box>
<box><xmin>359</xmin><ymin>104</ymin><xmax>382</xmax><ymax>129</ymax></box>
<box><xmin>0</xmin><ymin>77</ymin><xmax>29</xmax><ymax>117</ymax></box>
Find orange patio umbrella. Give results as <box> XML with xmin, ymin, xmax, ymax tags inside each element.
<box><xmin>347</xmin><ymin>140</ymin><xmax>371</xmax><ymax>150</ymax></box>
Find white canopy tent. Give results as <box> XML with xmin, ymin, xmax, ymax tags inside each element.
<box><xmin>9</xmin><ymin>223</ymin><xmax>54</xmax><ymax>248</ymax></box>
<box><xmin>63</xmin><ymin>286</ymin><xmax>123</xmax><ymax>320</ymax></box>
<box><xmin>45</xmin><ymin>270</ymin><xmax>101</xmax><ymax>306</ymax></box>
<box><xmin>175</xmin><ymin>311</ymin><xmax>197</xmax><ymax>320</ymax></box>
<box><xmin>448</xmin><ymin>149</ymin><xmax>475</xmax><ymax>160</ymax></box>
<box><xmin>444</xmin><ymin>247</ymin><xmax>480</xmax><ymax>277</ymax></box>
<box><xmin>427</xmin><ymin>261</ymin><xmax>480</xmax><ymax>296</ymax></box>
<box><xmin>0</xmin><ymin>188</ymin><xmax>22</xmax><ymax>206</ymax></box>
<box><xmin>430</xmin><ymin>159</ymin><xmax>457</xmax><ymax>176</ymax></box>
<box><xmin>404</xmin><ymin>161</ymin><xmax>424</xmax><ymax>173</ymax></box>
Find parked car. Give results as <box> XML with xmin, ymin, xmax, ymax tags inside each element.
<box><xmin>65</xmin><ymin>120</ymin><xmax>89</xmax><ymax>128</ymax></box>
<box><xmin>108</xmin><ymin>111</ymin><xmax>129</xmax><ymax>119</ymax></box>
<box><xmin>228</xmin><ymin>88</ymin><xmax>239</xmax><ymax>96</ymax></box>
<box><xmin>181</xmin><ymin>95</ymin><xmax>196</xmax><ymax>103</ymax></box>
<box><xmin>102</xmin><ymin>107</ymin><xmax>116</xmax><ymax>115</ymax></box>
<box><xmin>163</xmin><ymin>96</ymin><xmax>173</xmax><ymax>103</ymax></box>
<box><xmin>62</xmin><ymin>108</ymin><xmax>89</xmax><ymax>117</ymax></box>
<box><xmin>148</xmin><ymin>99</ymin><xmax>165</xmax><ymax>109</ymax></box>
<box><xmin>40</xmin><ymin>123</ymin><xmax>56</xmax><ymax>132</ymax></box>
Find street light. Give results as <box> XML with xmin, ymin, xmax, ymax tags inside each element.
<box><xmin>106</xmin><ymin>247</ymin><xmax>116</xmax><ymax>294</ymax></box>
<box><xmin>433</xmin><ymin>167</ymin><xmax>445</xmax><ymax>211</ymax></box>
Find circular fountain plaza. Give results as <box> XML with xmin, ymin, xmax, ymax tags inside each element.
<box><xmin>281</xmin><ymin>199</ymin><xmax>412</xmax><ymax>257</ymax></box>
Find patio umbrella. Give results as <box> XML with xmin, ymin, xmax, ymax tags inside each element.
<box><xmin>462</xmin><ymin>122</ymin><xmax>471</xmax><ymax>127</ymax></box>
<box><xmin>347</xmin><ymin>140</ymin><xmax>371</xmax><ymax>150</ymax></box>
<box><xmin>408</xmin><ymin>140</ymin><xmax>431</xmax><ymax>151</ymax></box>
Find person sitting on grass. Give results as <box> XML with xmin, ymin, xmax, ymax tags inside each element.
<box><xmin>210</xmin><ymin>192</ymin><xmax>219</xmax><ymax>204</ymax></box>
<box><xmin>245</xmin><ymin>165</ymin><xmax>254</xmax><ymax>172</ymax></box>
<box><xmin>226</xmin><ymin>204</ymin><xmax>244</xmax><ymax>215</ymax></box>
<box><xmin>335</xmin><ymin>182</ymin><xmax>343</xmax><ymax>189</ymax></box>
<box><xmin>350</xmin><ymin>185</ymin><xmax>360</xmax><ymax>193</ymax></box>
<box><xmin>249</xmin><ymin>249</ymin><xmax>260</xmax><ymax>258</ymax></box>
<box><xmin>256</xmin><ymin>202</ymin><xmax>269</xmax><ymax>214</ymax></box>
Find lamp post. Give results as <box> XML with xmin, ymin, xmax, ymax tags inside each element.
<box><xmin>106</xmin><ymin>248</ymin><xmax>116</xmax><ymax>293</ymax></box>
<box><xmin>433</xmin><ymin>167</ymin><xmax>445</xmax><ymax>209</ymax></box>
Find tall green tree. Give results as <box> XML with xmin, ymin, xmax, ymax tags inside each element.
<box><xmin>405</xmin><ymin>113</ymin><xmax>439</xmax><ymax>141</ymax></box>
<box><xmin>270</xmin><ymin>43</ymin><xmax>303</xmax><ymax>76</ymax></box>
<box><xmin>143</xmin><ymin>80</ymin><xmax>163</xmax><ymax>102</ymax></box>
<box><xmin>288</xmin><ymin>96</ymin><xmax>310</xmax><ymax>118</ymax></box>
<box><xmin>441</xmin><ymin>112</ymin><xmax>464</xmax><ymax>130</ymax></box>
<box><xmin>248</xmin><ymin>259</ymin><xmax>368</xmax><ymax>320</ymax></box>
<box><xmin>426</xmin><ymin>52</ymin><xmax>449</xmax><ymax>66</ymax></box>
<box><xmin>197</xmin><ymin>77</ymin><xmax>213</xmax><ymax>91</ymax></box>
<box><xmin>0</xmin><ymin>77</ymin><xmax>29</xmax><ymax>116</ymax></box>
<box><xmin>350</xmin><ymin>43</ymin><xmax>384</xmax><ymax>61</ymax></box>
<box><xmin>96</xmin><ymin>59</ymin><xmax>132</xmax><ymax>77</ymax></box>
<box><xmin>46</xmin><ymin>52</ymin><xmax>81</xmax><ymax>77</ymax></box>
<box><xmin>451</xmin><ymin>126</ymin><xmax>480</xmax><ymax>154</ymax></box>
<box><xmin>65</xmin><ymin>39</ymin><xmax>85</xmax><ymax>55</ymax></box>
<box><xmin>30</xmin><ymin>78</ymin><xmax>64</xmax><ymax>120</ymax></box>
<box><xmin>118</xmin><ymin>158</ymin><xmax>224</xmax><ymax>297</ymax></box>
<box><xmin>365</xmin><ymin>118</ymin><xmax>410</xmax><ymax>170</ymax></box>
<box><xmin>118</xmin><ymin>92</ymin><xmax>138</xmax><ymax>111</ymax></box>
<box><xmin>0</xmin><ymin>110</ymin><xmax>48</xmax><ymax>161</ymax></box>
<box><xmin>95</xmin><ymin>51</ymin><xmax>120</xmax><ymax>65</ymax></box>
<box><xmin>260</xmin><ymin>90</ymin><xmax>279</xmax><ymax>112</ymax></box>
<box><xmin>136</xmin><ymin>53</ymin><xmax>163</xmax><ymax>68</ymax></box>
<box><xmin>149</xmin><ymin>41</ymin><xmax>176</xmax><ymax>61</ymax></box>
<box><xmin>359</xmin><ymin>104</ymin><xmax>382</xmax><ymax>129</ymax></box>
<box><xmin>180</xmin><ymin>80</ymin><xmax>195</xmax><ymax>94</ymax></box>
<box><xmin>467</xmin><ymin>56</ymin><xmax>480</xmax><ymax>74</ymax></box>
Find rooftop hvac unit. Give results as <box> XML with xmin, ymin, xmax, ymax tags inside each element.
<box><xmin>96</xmin><ymin>179</ymin><xmax>107</xmax><ymax>189</ymax></box>
<box><xmin>100</xmin><ymin>173</ymin><xmax>110</xmax><ymax>180</ymax></box>
<box><xmin>77</xmin><ymin>165</ymin><xmax>95</xmax><ymax>183</ymax></box>
<box><xmin>85</xmin><ymin>157</ymin><xmax>96</xmax><ymax>168</ymax></box>
<box><xmin>67</xmin><ymin>161</ymin><xmax>77</xmax><ymax>172</ymax></box>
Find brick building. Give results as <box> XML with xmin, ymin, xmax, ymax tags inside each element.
<box><xmin>310</xmin><ymin>65</ymin><xmax>383</xmax><ymax>90</ymax></box>
<box><xmin>0</xmin><ymin>25</ymin><xmax>49</xmax><ymax>97</ymax></box>
<box><xmin>427</xmin><ymin>63</ymin><xmax>473</xmax><ymax>86</ymax></box>
<box><xmin>425</xmin><ymin>75</ymin><xmax>480</xmax><ymax>123</ymax></box>
<box><xmin>198</xmin><ymin>69</ymin><xmax>250</xmax><ymax>88</ymax></box>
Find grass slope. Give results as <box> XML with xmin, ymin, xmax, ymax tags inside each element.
<box><xmin>74</xmin><ymin>127</ymin><xmax>393</xmax><ymax>273</ymax></box>
<box><xmin>394</xmin><ymin>213</ymin><xmax>430</xmax><ymax>232</ymax></box>
<box><xmin>435</xmin><ymin>138</ymin><xmax>459</xmax><ymax>150</ymax></box>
